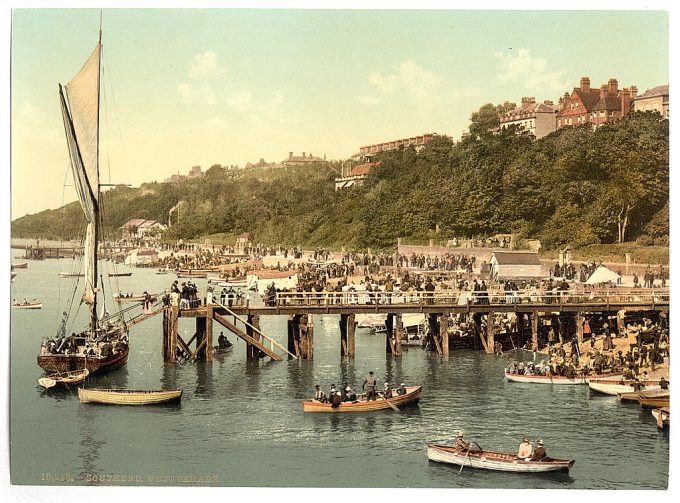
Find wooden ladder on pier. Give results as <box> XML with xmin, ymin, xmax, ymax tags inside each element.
<box><xmin>213</xmin><ymin>302</ymin><xmax>298</xmax><ymax>361</ymax></box>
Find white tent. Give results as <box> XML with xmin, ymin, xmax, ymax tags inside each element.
<box><xmin>585</xmin><ymin>265</ymin><xmax>621</xmax><ymax>285</ymax></box>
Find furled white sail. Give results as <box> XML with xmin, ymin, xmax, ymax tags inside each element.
<box><xmin>59</xmin><ymin>41</ymin><xmax>101</xmax><ymax>327</ymax></box>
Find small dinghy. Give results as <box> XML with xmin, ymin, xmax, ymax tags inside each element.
<box><xmin>589</xmin><ymin>378</ymin><xmax>664</xmax><ymax>396</ymax></box>
<box><xmin>427</xmin><ymin>444</ymin><xmax>574</xmax><ymax>473</ymax></box>
<box><xmin>505</xmin><ymin>371</ymin><xmax>623</xmax><ymax>385</ymax></box>
<box><xmin>38</xmin><ymin>369</ymin><xmax>90</xmax><ymax>390</ymax></box>
<box><xmin>651</xmin><ymin>407</ymin><xmax>670</xmax><ymax>429</ymax></box>
<box><xmin>11</xmin><ymin>302</ymin><xmax>42</xmax><ymax>309</ymax></box>
<box><xmin>213</xmin><ymin>345</ymin><xmax>233</xmax><ymax>356</ymax></box>
<box><xmin>78</xmin><ymin>388</ymin><xmax>183</xmax><ymax>405</ymax></box>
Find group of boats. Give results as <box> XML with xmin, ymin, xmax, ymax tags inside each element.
<box><xmin>588</xmin><ymin>378</ymin><xmax>670</xmax><ymax>429</ymax></box>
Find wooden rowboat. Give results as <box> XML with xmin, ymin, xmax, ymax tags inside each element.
<box><xmin>303</xmin><ymin>385</ymin><xmax>422</xmax><ymax>412</ymax></box>
<box><xmin>618</xmin><ymin>390</ymin><xmax>670</xmax><ymax>404</ymax></box>
<box><xmin>213</xmin><ymin>345</ymin><xmax>233</xmax><ymax>356</ymax></box>
<box><xmin>109</xmin><ymin>272</ymin><xmax>132</xmax><ymax>277</ymax></box>
<box><xmin>11</xmin><ymin>302</ymin><xmax>42</xmax><ymax>309</ymax></box>
<box><xmin>114</xmin><ymin>294</ymin><xmax>157</xmax><ymax>302</ymax></box>
<box><xmin>175</xmin><ymin>269</ymin><xmax>210</xmax><ymax>278</ymax></box>
<box><xmin>59</xmin><ymin>272</ymin><xmax>84</xmax><ymax>278</ymax></box>
<box><xmin>651</xmin><ymin>407</ymin><xmax>670</xmax><ymax>429</ymax></box>
<box><xmin>38</xmin><ymin>368</ymin><xmax>89</xmax><ymax>389</ymax></box>
<box><xmin>505</xmin><ymin>371</ymin><xmax>623</xmax><ymax>385</ymax></box>
<box><xmin>639</xmin><ymin>396</ymin><xmax>670</xmax><ymax>409</ymax></box>
<box><xmin>589</xmin><ymin>379</ymin><xmax>664</xmax><ymax>396</ymax></box>
<box><xmin>12</xmin><ymin>262</ymin><xmax>29</xmax><ymax>269</ymax></box>
<box><xmin>427</xmin><ymin>444</ymin><xmax>574</xmax><ymax>473</ymax></box>
<box><xmin>78</xmin><ymin>388</ymin><xmax>182</xmax><ymax>405</ymax></box>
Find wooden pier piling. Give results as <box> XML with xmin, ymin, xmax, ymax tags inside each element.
<box><xmin>531</xmin><ymin>312</ymin><xmax>539</xmax><ymax>351</ymax></box>
<box><xmin>486</xmin><ymin>313</ymin><xmax>495</xmax><ymax>354</ymax></box>
<box><xmin>340</xmin><ymin>313</ymin><xmax>356</xmax><ymax>358</ymax></box>
<box><xmin>246</xmin><ymin>314</ymin><xmax>261</xmax><ymax>359</ymax></box>
<box><xmin>394</xmin><ymin>313</ymin><xmax>403</xmax><ymax>356</ymax></box>
<box><xmin>440</xmin><ymin>313</ymin><xmax>449</xmax><ymax>357</ymax></box>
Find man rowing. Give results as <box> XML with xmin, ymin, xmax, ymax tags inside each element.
<box><xmin>530</xmin><ymin>440</ymin><xmax>547</xmax><ymax>461</ymax></box>
<box><xmin>455</xmin><ymin>431</ymin><xmax>470</xmax><ymax>451</ymax></box>
<box><xmin>314</xmin><ymin>385</ymin><xmax>327</xmax><ymax>403</ymax></box>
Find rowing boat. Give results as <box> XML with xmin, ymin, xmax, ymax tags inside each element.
<box><xmin>11</xmin><ymin>302</ymin><xmax>42</xmax><ymax>309</ymax></box>
<box><xmin>213</xmin><ymin>345</ymin><xmax>233</xmax><ymax>356</ymax></box>
<box><xmin>109</xmin><ymin>272</ymin><xmax>132</xmax><ymax>277</ymax></box>
<box><xmin>651</xmin><ymin>407</ymin><xmax>669</xmax><ymax>429</ymax></box>
<box><xmin>38</xmin><ymin>369</ymin><xmax>89</xmax><ymax>389</ymax></box>
<box><xmin>639</xmin><ymin>396</ymin><xmax>670</xmax><ymax>409</ymax></box>
<box><xmin>12</xmin><ymin>262</ymin><xmax>29</xmax><ymax>269</ymax></box>
<box><xmin>427</xmin><ymin>444</ymin><xmax>574</xmax><ymax>473</ymax></box>
<box><xmin>175</xmin><ymin>269</ymin><xmax>210</xmax><ymax>278</ymax></box>
<box><xmin>505</xmin><ymin>371</ymin><xmax>623</xmax><ymax>385</ymax></box>
<box><xmin>589</xmin><ymin>379</ymin><xmax>664</xmax><ymax>396</ymax></box>
<box><xmin>302</xmin><ymin>385</ymin><xmax>422</xmax><ymax>412</ymax></box>
<box><xmin>618</xmin><ymin>390</ymin><xmax>670</xmax><ymax>404</ymax></box>
<box><xmin>114</xmin><ymin>294</ymin><xmax>157</xmax><ymax>302</ymax></box>
<box><xmin>78</xmin><ymin>388</ymin><xmax>182</xmax><ymax>405</ymax></box>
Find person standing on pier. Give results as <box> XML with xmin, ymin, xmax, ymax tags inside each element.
<box><xmin>363</xmin><ymin>371</ymin><xmax>377</xmax><ymax>401</ymax></box>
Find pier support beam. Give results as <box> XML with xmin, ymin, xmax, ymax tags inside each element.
<box><xmin>205</xmin><ymin>305</ymin><xmax>213</xmax><ymax>362</ymax></box>
<box><xmin>576</xmin><ymin>314</ymin><xmax>584</xmax><ymax>344</ymax></box>
<box><xmin>195</xmin><ymin>316</ymin><xmax>207</xmax><ymax>361</ymax></box>
<box><xmin>246</xmin><ymin>314</ymin><xmax>261</xmax><ymax>359</ymax></box>
<box><xmin>299</xmin><ymin>314</ymin><xmax>314</xmax><ymax>360</ymax></box>
<box><xmin>162</xmin><ymin>306</ymin><xmax>179</xmax><ymax>363</ymax></box>
<box><xmin>531</xmin><ymin>313</ymin><xmax>539</xmax><ymax>351</ymax></box>
<box><xmin>440</xmin><ymin>313</ymin><xmax>449</xmax><ymax>358</ymax></box>
<box><xmin>288</xmin><ymin>314</ymin><xmax>301</xmax><ymax>357</ymax></box>
<box><xmin>386</xmin><ymin>314</ymin><xmax>394</xmax><ymax>354</ymax></box>
<box><xmin>394</xmin><ymin>313</ymin><xmax>403</xmax><ymax>357</ymax></box>
<box><xmin>426</xmin><ymin>314</ymin><xmax>442</xmax><ymax>354</ymax></box>
<box><xmin>486</xmin><ymin>313</ymin><xmax>495</xmax><ymax>354</ymax></box>
<box><xmin>340</xmin><ymin>313</ymin><xmax>356</xmax><ymax>358</ymax></box>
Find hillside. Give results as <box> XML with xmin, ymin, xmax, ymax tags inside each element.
<box><xmin>11</xmin><ymin>111</ymin><xmax>669</xmax><ymax>252</ymax></box>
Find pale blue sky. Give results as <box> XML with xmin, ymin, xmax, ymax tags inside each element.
<box><xmin>11</xmin><ymin>9</ymin><xmax>669</xmax><ymax>217</ymax></box>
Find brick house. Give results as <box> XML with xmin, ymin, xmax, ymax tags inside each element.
<box><xmin>499</xmin><ymin>97</ymin><xmax>559</xmax><ymax>139</ymax></box>
<box><xmin>557</xmin><ymin>77</ymin><xmax>637</xmax><ymax>130</ymax></box>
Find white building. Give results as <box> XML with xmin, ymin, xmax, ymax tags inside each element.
<box><xmin>499</xmin><ymin>97</ymin><xmax>559</xmax><ymax>139</ymax></box>
<box><xmin>489</xmin><ymin>251</ymin><xmax>542</xmax><ymax>281</ymax></box>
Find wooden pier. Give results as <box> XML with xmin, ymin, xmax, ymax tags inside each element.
<box><xmin>157</xmin><ymin>289</ymin><xmax>669</xmax><ymax>363</ymax></box>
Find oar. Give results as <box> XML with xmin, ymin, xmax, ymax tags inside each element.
<box><xmin>458</xmin><ymin>446</ymin><xmax>472</xmax><ymax>475</ymax></box>
<box><xmin>380</xmin><ymin>392</ymin><xmax>400</xmax><ymax>412</ymax></box>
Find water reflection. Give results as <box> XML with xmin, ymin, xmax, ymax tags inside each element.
<box><xmin>76</xmin><ymin>403</ymin><xmax>104</xmax><ymax>486</ymax></box>
<box><xmin>194</xmin><ymin>361</ymin><xmax>213</xmax><ymax>397</ymax></box>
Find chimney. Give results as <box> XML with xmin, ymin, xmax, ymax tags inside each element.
<box><xmin>608</xmin><ymin>78</ymin><xmax>618</xmax><ymax>95</ymax></box>
<box><xmin>302</xmin><ymin>152</ymin><xmax>306</xmax><ymax>158</ymax></box>
<box><xmin>621</xmin><ymin>88</ymin><xmax>632</xmax><ymax>117</ymax></box>
<box><xmin>521</xmin><ymin>96</ymin><xmax>535</xmax><ymax>108</ymax></box>
<box><xmin>543</xmin><ymin>99</ymin><xmax>554</xmax><ymax>106</ymax></box>
<box><xmin>600</xmin><ymin>85</ymin><xmax>608</xmax><ymax>99</ymax></box>
<box><xmin>289</xmin><ymin>152</ymin><xmax>293</xmax><ymax>160</ymax></box>
<box><xmin>630</xmin><ymin>85</ymin><xmax>638</xmax><ymax>98</ymax></box>
<box><xmin>580</xmin><ymin>77</ymin><xmax>591</xmax><ymax>92</ymax></box>
<box><xmin>310</xmin><ymin>153</ymin><xmax>313</xmax><ymax>158</ymax></box>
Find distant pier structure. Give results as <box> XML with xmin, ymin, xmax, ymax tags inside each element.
<box><xmin>154</xmin><ymin>289</ymin><xmax>669</xmax><ymax>363</ymax></box>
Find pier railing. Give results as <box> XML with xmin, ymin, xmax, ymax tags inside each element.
<box><xmin>272</xmin><ymin>288</ymin><xmax>669</xmax><ymax>308</ymax></box>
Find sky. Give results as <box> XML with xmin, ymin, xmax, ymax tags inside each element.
<box><xmin>9</xmin><ymin>7</ymin><xmax>669</xmax><ymax>218</ymax></box>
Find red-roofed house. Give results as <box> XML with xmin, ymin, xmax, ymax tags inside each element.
<box><xmin>557</xmin><ymin>77</ymin><xmax>637</xmax><ymax>130</ymax></box>
<box><xmin>334</xmin><ymin>162</ymin><xmax>381</xmax><ymax>190</ymax></box>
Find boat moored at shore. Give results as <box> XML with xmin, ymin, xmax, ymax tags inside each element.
<box><xmin>505</xmin><ymin>371</ymin><xmax>624</xmax><ymax>385</ymax></box>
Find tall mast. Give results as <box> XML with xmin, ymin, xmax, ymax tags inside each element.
<box><xmin>91</xmin><ymin>20</ymin><xmax>103</xmax><ymax>334</ymax></box>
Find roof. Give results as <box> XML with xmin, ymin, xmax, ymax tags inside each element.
<box><xmin>500</xmin><ymin>102</ymin><xmax>558</xmax><ymax>122</ymax></box>
<box><xmin>350</xmin><ymin>161</ymin><xmax>381</xmax><ymax>177</ymax></box>
<box><xmin>592</xmin><ymin>95</ymin><xmax>623</xmax><ymax>112</ymax></box>
<box><xmin>138</xmin><ymin>220</ymin><xmax>165</xmax><ymax>229</ymax></box>
<box><xmin>634</xmin><ymin>85</ymin><xmax>669</xmax><ymax>100</ymax></box>
<box><xmin>572</xmin><ymin>89</ymin><xmax>602</xmax><ymax>111</ymax></box>
<box><xmin>238</xmin><ymin>232</ymin><xmax>251</xmax><ymax>239</ymax></box>
<box><xmin>120</xmin><ymin>219</ymin><xmax>148</xmax><ymax>229</ymax></box>
<box><xmin>491</xmin><ymin>251</ymin><xmax>541</xmax><ymax>266</ymax></box>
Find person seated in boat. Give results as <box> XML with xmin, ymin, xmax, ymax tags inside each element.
<box><xmin>329</xmin><ymin>384</ymin><xmax>337</xmax><ymax>399</ymax></box>
<box><xmin>530</xmin><ymin>440</ymin><xmax>547</xmax><ymax>461</ymax></box>
<box><xmin>632</xmin><ymin>379</ymin><xmax>645</xmax><ymax>392</ymax></box>
<box><xmin>525</xmin><ymin>363</ymin><xmax>536</xmax><ymax>376</ymax></box>
<box><xmin>40</xmin><ymin>340</ymin><xmax>49</xmax><ymax>355</ymax></box>
<box><xmin>47</xmin><ymin>339</ymin><xmax>57</xmax><ymax>354</ymax></box>
<box><xmin>382</xmin><ymin>382</ymin><xmax>393</xmax><ymax>399</ymax></box>
<box><xmin>329</xmin><ymin>390</ymin><xmax>342</xmax><ymax>408</ymax></box>
<box><xmin>397</xmin><ymin>383</ymin><xmax>407</xmax><ymax>395</ymax></box>
<box><xmin>113</xmin><ymin>338</ymin><xmax>127</xmax><ymax>354</ymax></box>
<box><xmin>314</xmin><ymin>385</ymin><xmax>327</xmax><ymax>403</ymax></box>
<box><xmin>517</xmin><ymin>362</ymin><xmax>525</xmax><ymax>375</ymax></box>
<box><xmin>217</xmin><ymin>332</ymin><xmax>232</xmax><ymax>349</ymax></box>
<box><xmin>659</xmin><ymin>377</ymin><xmax>669</xmax><ymax>390</ymax></box>
<box><xmin>340</xmin><ymin>385</ymin><xmax>348</xmax><ymax>402</ymax></box>
<box><xmin>581</xmin><ymin>363</ymin><xmax>591</xmax><ymax>376</ymax></box>
<box><xmin>564</xmin><ymin>364</ymin><xmax>576</xmax><ymax>379</ymax></box>
<box><xmin>455</xmin><ymin>431</ymin><xmax>470</xmax><ymax>451</ymax></box>
<box><xmin>517</xmin><ymin>437</ymin><xmax>533</xmax><ymax>461</ymax></box>
<box><xmin>23</xmin><ymin>298</ymin><xmax>28</xmax><ymax>305</ymax></box>
<box><xmin>640</xmin><ymin>371</ymin><xmax>650</xmax><ymax>381</ymax></box>
<box><xmin>508</xmin><ymin>361</ymin><xmax>519</xmax><ymax>374</ymax></box>
<box><xmin>346</xmin><ymin>386</ymin><xmax>357</xmax><ymax>402</ymax></box>
<box><xmin>363</xmin><ymin>371</ymin><xmax>378</xmax><ymax>401</ymax></box>
<box><xmin>83</xmin><ymin>343</ymin><xmax>96</xmax><ymax>357</ymax></box>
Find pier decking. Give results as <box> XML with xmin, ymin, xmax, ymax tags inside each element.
<box><xmin>156</xmin><ymin>289</ymin><xmax>669</xmax><ymax>363</ymax></box>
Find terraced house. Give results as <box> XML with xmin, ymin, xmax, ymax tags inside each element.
<box><xmin>557</xmin><ymin>77</ymin><xmax>637</xmax><ymax>129</ymax></box>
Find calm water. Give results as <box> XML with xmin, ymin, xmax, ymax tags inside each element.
<box><xmin>10</xmin><ymin>259</ymin><xmax>669</xmax><ymax>488</ymax></box>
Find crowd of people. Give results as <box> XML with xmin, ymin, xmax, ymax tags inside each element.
<box><xmin>312</xmin><ymin>371</ymin><xmax>408</xmax><ymax>407</ymax></box>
